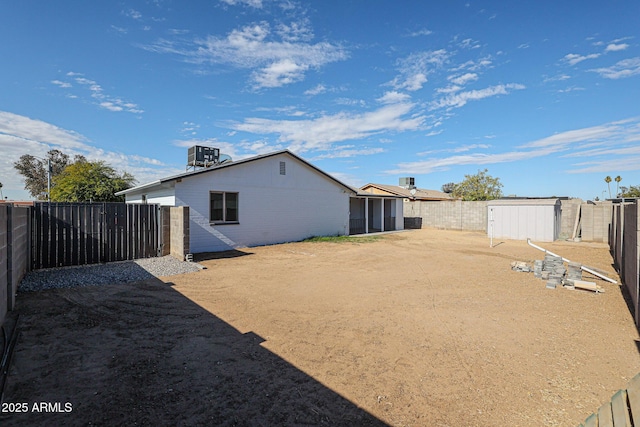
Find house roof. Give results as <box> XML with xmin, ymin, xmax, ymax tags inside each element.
<box><xmin>488</xmin><ymin>198</ymin><xmax>561</xmax><ymax>206</ymax></box>
<box><xmin>350</xmin><ymin>187</ymin><xmax>405</xmax><ymax>199</ymax></box>
<box><xmin>116</xmin><ymin>150</ymin><xmax>356</xmax><ymax>196</ymax></box>
<box><xmin>359</xmin><ymin>183</ymin><xmax>454</xmax><ymax>201</ymax></box>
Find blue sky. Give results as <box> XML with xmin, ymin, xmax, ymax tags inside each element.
<box><xmin>1</xmin><ymin>0</ymin><xmax>639</xmax><ymax>201</ymax></box>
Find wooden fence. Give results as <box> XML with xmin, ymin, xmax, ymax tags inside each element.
<box><xmin>579</xmin><ymin>372</ymin><xmax>640</xmax><ymax>426</ymax></box>
<box><xmin>31</xmin><ymin>203</ymin><xmax>160</xmax><ymax>270</ymax></box>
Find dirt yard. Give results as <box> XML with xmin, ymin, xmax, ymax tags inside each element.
<box><xmin>2</xmin><ymin>229</ymin><xmax>640</xmax><ymax>426</ymax></box>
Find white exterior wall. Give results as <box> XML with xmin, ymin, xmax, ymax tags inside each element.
<box><xmin>488</xmin><ymin>202</ymin><xmax>560</xmax><ymax>242</ymax></box>
<box><xmin>175</xmin><ymin>153</ymin><xmax>351</xmax><ymax>253</ymax></box>
<box><xmin>125</xmin><ymin>186</ymin><xmax>176</xmax><ymax>206</ymax></box>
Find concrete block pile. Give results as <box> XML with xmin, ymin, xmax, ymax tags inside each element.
<box><xmin>515</xmin><ymin>256</ymin><xmax>584</xmax><ymax>290</ymax></box>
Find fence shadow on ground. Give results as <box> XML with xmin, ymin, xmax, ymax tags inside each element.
<box><xmin>1</xmin><ymin>278</ymin><xmax>387</xmax><ymax>426</ymax></box>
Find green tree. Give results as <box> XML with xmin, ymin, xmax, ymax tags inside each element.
<box><xmin>620</xmin><ymin>185</ymin><xmax>640</xmax><ymax>198</ymax></box>
<box><xmin>615</xmin><ymin>175</ymin><xmax>622</xmax><ymax>197</ymax></box>
<box><xmin>49</xmin><ymin>160</ymin><xmax>136</xmax><ymax>202</ymax></box>
<box><xmin>605</xmin><ymin>176</ymin><xmax>612</xmax><ymax>199</ymax></box>
<box><xmin>452</xmin><ymin>169</ymin><xmax>503</xmax><ymax>201</ymax></box>
<box><xmin>13</xmin><ymin>150</ymin><xmax>86</xmax><ymax>199</ymax></box>
<box><xmin>441</xmin><ymin>182</ymin><xmax>456</xmax><ymax>193</ymax></box>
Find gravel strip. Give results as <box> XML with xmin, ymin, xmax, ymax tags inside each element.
<box><xmin>19</xmin><ymin>256</ymin><xmax>203</xmax><ymax>292</ymax></box>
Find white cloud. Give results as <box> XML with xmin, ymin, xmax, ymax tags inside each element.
<box><xmin>458</xmin><ymin>38</ymin><xmax>480</xmax><ymax>49</ymax></box>
<box><xmin>452</xmin><ymin>143</ymin><xmax>490</xmax><ymax>153</ymax></box>
<box><xmin>220</xmin><ymin>0</ymin><xmax>264</xmax><ymax>8</ymax></box>
<box><xmin>312</xmin><ymin>147</ymin><xmax>385</xmax><ymax>160</ymax></box>
<box><xmin>430</xmin><ymin>83</ymin><xmax>525</xmax><ymax>110</ymax></box>
<box><xmin>605</xmin><ymin>43</ymin><xmax>629</xmax><ymax>52</ymax></box>
<box><xmin>567</xmin><ymin>156</ymin><xmax>640</xmax><ymax>174</ymax></box>
<box><xmin>563</xmin><ymin>53</ymin><xmax>601</xmax><ymax>66</ymax></box>
<box><xmin>590</xmin><ymin>57</ymin><xmax>640</xmax><ymax>79</ymax></box>
<box><xmin>385</xmin><ymin>117</ymin><xmax>640</xmax><ymax>175</ymax></box>
<box><xmin>448</xmin><ymin>72</ymin><xmax>478</xmax><ymax>86</ymax></box>
<box><xmin>181</xmin><ymin>121</ymin><xmax>200</xmax><ymax>135</ymax></box>
<box><xmin>0</xmin><ymin>111</ymin><xmax>172</xmax><ymax>198</ymax></box>
<box><xmin>143</xmin><ymin>21</ymin><xmax>347</xmax><ymax>89</ymax></box>
<box><xmin>276</xmin><ymin>19</ymin><xmax>314</xmax><ymax>42</ymax></box>
<box><xmin>543</xmin><ymin>74</ymin><xmax>571</xmax><ymax>83</ymax></box>
<box><xmin>557</xmin><ymin>86</ymin><xmax>584</xmax><ymax>93</ymax></box>
<box><xmin>123</xmin><ymin>9</ymin><xmax>142</xmax><ymax>20</ymax></box>
<box><xmin>518</xmin><ymin>43</ymin><xmax>529</xmax><ymax>49</ymax></box>
<box><xmin>436</xmin><ymin>85</ymin><xmax>462</xmax><ymax>94</ymax></box>
<box><xmin>304</xmin><ymin>84</ymin><xmax>326</xmax><ymax>96</ymax></box>
<box><xmin>51</xmin><ymin>73</ymin><xmax>144</xmax><ymax>114</ymax></box>
<box><xmin>376</xmin><ymin>91</ymin><xmax>411</xmax><ymax>104</ymax></box>
<box><xmin>51</xmin><ymin>80</ymin><xmax>72</xmax><ymax>88</ymax></box>
<box><xmin>425</xmin><ymin>129</ymin><xmax>443</xmax><ymax>137</ymax></box>
<box><xmin>450</xmin><ymin>57</ymin><xmax>492</xmax><ymax>72</ymax></box>
<box><xmin>252</xmin><ymin>58</ymin><xmax>309</xmax><ymax>87</ymax></box>
<box><xmin>230</xmin><ymin>102</ymin><xmax>424</xmax><ymax>153</ymax></box>
<box><xmin>406</xmin><ymin>28</ymin><xmax>433</xmax><ymax>37</ymax></box>
<box><xmin>110</xmin><ymin>25</ymin><xmax>128</xmax><ymax>35</ymax></box>
<box><xmin>388</xmin><ymin>50</ymin><xmax>449</xmax><ymax>91</ymax></box>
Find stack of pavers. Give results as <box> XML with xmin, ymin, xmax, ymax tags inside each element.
<box><xmin>533</xmin><ymin>260</ymin><xmax>544</xmax><ymax>278</ymax></box>
<box><xmin>563</xmin><ymin>262</ymin><xmax>583</xmax><ymax>289</ymax></box>
<box><xmin>543</xmin><ymin>254</ymin><xmax>565</xmax><ymax>289</ymax></box>
<box><xmin>530</xmin><ymin>255</ymin><xmax>585</xmax><ymax>290</ymax></box>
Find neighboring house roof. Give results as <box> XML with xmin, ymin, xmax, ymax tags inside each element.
<box><xmin>359</xmin><ymin>183</ymin><xmax>454</xmax><ymax>201</ymax></box>
<box><xmin>349</xmin><ymin>186</ymin><xmax>404</xmax><ymax>199</ymax></box>
<box><xmin>116</xmin><ymin>150</ymin><xmax>356</xmax><ymax>196</ymax></box>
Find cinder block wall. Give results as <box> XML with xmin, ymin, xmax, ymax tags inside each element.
<box><xmin>404</xmin><ymin>200</ymin><xmax>487</xmax><ymax>231</ymax></box>
<box><xmin>581</xmin><ymin>202</ymin><xmax>613</xmax><ymax>242</ymax></box>
<box><xmin>161</xmin><ymin>206</ymin><xmax>190</xmax><ymax>260</ymax></box>
<box><xmin>559</xmin><ymin>199</ymin><xmax>582</xmax><ymax>239</ymax></box>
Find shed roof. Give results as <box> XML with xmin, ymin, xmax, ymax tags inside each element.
<box><xmin>487</xmin><ymin>198</ymin><xmax>560</xmax><ymax>206</ymax></box>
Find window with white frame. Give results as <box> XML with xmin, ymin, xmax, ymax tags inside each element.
<box><xmin>210</xmin><ymin>191</ymin><xmax>239</xmax><ymax>223</ymax></box>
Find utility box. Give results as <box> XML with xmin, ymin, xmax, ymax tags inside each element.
<box><xmin>188</xmin><ymin>146</ymin><xmax>220</xmax><ymax>167</ymax></box>
<box><xmin>487</xmin><ymin>199</ymin><xmax>561</xmax><ymax>242</ymax></box>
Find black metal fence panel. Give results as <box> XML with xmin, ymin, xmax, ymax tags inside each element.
<box><xmin>31</xmin><ymin>203</ymin><xmax>159</xmax><ymax>270</ymax></box>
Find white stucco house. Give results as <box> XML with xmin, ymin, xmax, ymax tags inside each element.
<box><xmin>116</xmin><ymin>150</ymin><xmax>403</xmax><ymax>253</ymax></box>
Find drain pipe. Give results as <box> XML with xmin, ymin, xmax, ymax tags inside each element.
<box><xmin>526</xmin><ymin>238</ymin><xmax>617</xmax><ymax>284</ymax></box>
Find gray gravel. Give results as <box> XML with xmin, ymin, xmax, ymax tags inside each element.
<box><xmin>19</xmin><ymin>256</ymin><xmax>203</xmax><ymax>292</ymax></box>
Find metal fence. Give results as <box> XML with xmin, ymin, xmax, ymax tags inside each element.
<box><xmin>31</xmin><ymin>202</ymin><xmax>161</xmax><ymax>270</ymax></box>
<box><xmin>610</xmin><ymin>201</ymin><xmax>640</xmax><ymax>325</ymax></box>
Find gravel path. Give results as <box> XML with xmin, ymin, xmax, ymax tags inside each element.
<box><xmin>19</xmin><ymin>256</ymin><xmax>203</xmax><ymax>292</ymax></box>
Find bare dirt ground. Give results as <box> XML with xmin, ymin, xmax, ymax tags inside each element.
<box><xmin>2</xmin><ymin>229</ymin><xmax>640</xmax><ymax>426</ymax></box>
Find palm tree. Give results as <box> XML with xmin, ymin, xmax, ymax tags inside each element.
<box><xmin>0</xmin><ymin>181</ymin><xmax>3</xmax><ymax>200</ymax></box>
<box><xmin>605</xmin><ymin>176</ymin><xmax>612</xmax><ymax>199</ymax></box>
<box><xmin>615</xmin><ymin>176</ymin><xmax>622</xmax><ymax>197</ymax></box>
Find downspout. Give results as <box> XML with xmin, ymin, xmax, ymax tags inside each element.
<box><xmin>527</xmin><ymin>238</ymin><xmax>617</xmax><ymax>284</ymax></box>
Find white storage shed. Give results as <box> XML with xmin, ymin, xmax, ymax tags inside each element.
<box><xmin>487</xmin><ymin>199</ymin><xmax>561</xmax><ymax>242</ymax></box>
